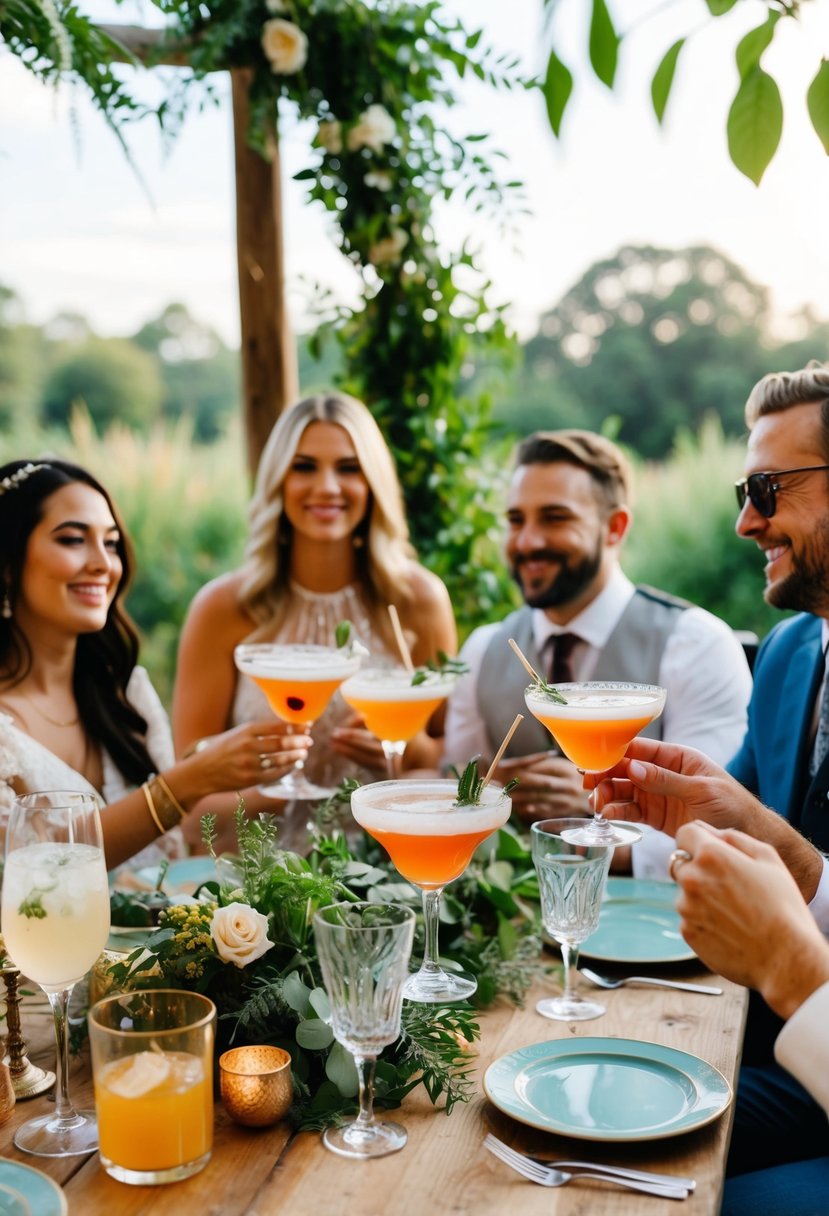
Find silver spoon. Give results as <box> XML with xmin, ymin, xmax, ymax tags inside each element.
<box><xmin>580</xmin><ymin>966</ymin><xmax>723</xmax><ymax>995</ymax></box>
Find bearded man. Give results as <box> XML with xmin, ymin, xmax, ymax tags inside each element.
<box><xmin>442</xmin><ymin>428</ymin><xmax>752</xmax><ymax>876</ymax></box>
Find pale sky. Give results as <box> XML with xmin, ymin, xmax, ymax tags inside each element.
<box><xmin>1</xmin><ymin>0</ymin><xmax>827</xmax><ymax>346</ymax></box>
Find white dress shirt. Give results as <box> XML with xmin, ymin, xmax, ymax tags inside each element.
<box><xmin>775</xmin><ymin>981</ymin><xmax>829</xmax><ymax>1116</ymax></box>
<box><xmin>443</xmin><ymin>566</ymin><xmax>753</xmax><ymax>879</ymax></box>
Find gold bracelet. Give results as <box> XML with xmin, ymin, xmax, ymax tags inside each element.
<box><xmin>141</xmin><ymin>782</ymin><xmax>165</xmax><ymax>837</ymax></box>
<box><xmin>153</xmin><ymin>774</ymin><xmax>187</xmax><ymax>821</ymax></box>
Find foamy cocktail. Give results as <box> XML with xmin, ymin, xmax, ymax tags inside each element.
<box><xmin>351</xmin><ymin>779</ymin><xmax>511</xmax><ymax>1002</ymax></box>
<box><xmin>524</xmin><ymin>680</ymin><xmax>666</xmax><ymax>846</ymax></box>
<box><xmin>340</xmin><ymin>667</ymin><xmax>456</xmax><ymax>777</ymax></box>
<box><xmin>234</xmin><ymin>642</ymin><xmax>361</xmax><ymax>799</ymax></box>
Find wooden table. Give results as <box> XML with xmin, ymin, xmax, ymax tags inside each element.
<box><xmin>1</xmin><ymin>965</ymin><xmax>746</xmax><ymax>1215</ymax></box>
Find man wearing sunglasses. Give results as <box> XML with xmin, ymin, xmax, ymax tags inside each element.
<box><xmin>728</xmin><ymin>362</ymin><xmax>829</xmax><ymax>854</ymax></box>
<box><xmin>715</xmin><ymin>361</ymin><xmax>829</xmax><ymax>1209</ymax></box>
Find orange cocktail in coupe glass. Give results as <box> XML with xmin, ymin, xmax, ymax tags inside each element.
<box><xmin>351</xmin><ymin>779</ymin><xmax>511</xmax><ymax>1003</ymax></box>
<box><xmin>340</xmin><ymin>667</ymin><xmax>456</xmax><ymax>778</ymax></box>
<box><xmin>234</xmin><ymin>642</ymin><xmax>361</xmax><ymax>800</ymax></box>
<box><xmin>524</xmin><ymin>680</ymin><xmax>667</xmax><ymax>847</ymax></box>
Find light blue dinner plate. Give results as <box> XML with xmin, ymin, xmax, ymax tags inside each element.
<box><xmin>0</xmin><ymin>1160</ymin><xmax>67</xmax><ymax>1216</ymax></box>
<box><xmin>580</xmin><ymin>877</ymin><xmax>693</xmax><ymax>964</ymax></box>
<box><xmin>484</xmin><ymin>1037</ymin><xmax>732</xmax><ymax>1141</ymax></box>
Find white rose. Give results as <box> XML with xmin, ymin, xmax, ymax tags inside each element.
<box><xmin>347</xmin><ymin>104</ymin><xmax>396</xmax><ymax>154</ymax></box>
<box><xmin>261</xmin><ymin>18</ymin><xmax>308</xmax><ymax>75</ymax></box>
<box><xmin>364</xmin><ymin>170</ymin><xmax>393</xmax><ymax>192</ymax></box>
<box><xmin>368</xmin><ymin>228</ymin><xmax>408</xmax><ymax>266</ymax></box>
<box><xmin>316</xmin><ymin>119</ymin><xmax>343</xmax><ymax>155</ymax></box>
<box><xmin>211</xmin><ymin>902</ymin><xmax>273</xmax><ymax>969</ymax></box>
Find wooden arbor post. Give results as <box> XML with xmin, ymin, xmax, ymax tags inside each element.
<box><xmin>98</xmin><ymin>28</ymin><xmax>298</xmax><ymax>477</ymax></box>
<box><xmin>231</xmin><ymin>70</ymin><xmax>298</xmax><ymax>476</ymax></box>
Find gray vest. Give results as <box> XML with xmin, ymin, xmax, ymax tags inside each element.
<box><xmin>476</xmin><ymin>587</ymin><xmax>689</xmax><ymax>758</ymax></box>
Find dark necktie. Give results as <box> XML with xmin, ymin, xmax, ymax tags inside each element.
<box><xmin>810</xmin><ymin>671</ymin><xmax>829</xmax><ymax>778</ymax></box>
<box><xmin>549</xmin><ymin>632</ymin><xmax>580</xmax><ymax>685</ymax></box>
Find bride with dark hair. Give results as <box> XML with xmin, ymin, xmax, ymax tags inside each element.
<box><xmin>0</xmin><ymin>458</ymin><xmax>309</xmax><ymax>869</ymax></box>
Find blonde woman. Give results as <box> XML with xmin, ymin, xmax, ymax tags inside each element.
<box><xmin>173</xmin><ymin>393</ymin><xmax>456</xmax><ymax>852</ymax></box>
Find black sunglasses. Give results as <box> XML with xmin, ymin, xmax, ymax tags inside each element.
<box><xmin>735</xmin><ymin>464</ymin><xmax>829</xmax><ymax>518</ymax></box>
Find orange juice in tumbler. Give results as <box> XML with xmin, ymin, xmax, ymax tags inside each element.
<box><xmin>95</xmin><ymin>1050</ymin><xmax>212</xmax><ymax>1174</ymax></box>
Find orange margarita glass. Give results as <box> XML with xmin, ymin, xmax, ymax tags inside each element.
<box><xmin>351</xmin><ymin>779</ymin><xmax>511</xmax><ymax>1002</ymax></box>
<box><xmin>235</xmin><ymin>642</ymin><xmax>361</xmax><ymax>800</ymax></box>
<box><xmin>340</xmin><ymin>667</ymin><xmax>456</xmax><ymax>777</ymax></box>
<box><xmin>524</xmin><ymin>680</ymin><xmax>667</xmax><ymax>847</ymax></box>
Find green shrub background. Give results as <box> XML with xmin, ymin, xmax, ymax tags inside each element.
<box><xmin>1</xmin><ymin>410</ymin><xmax>778</xmax><ymax>706</ymax></box>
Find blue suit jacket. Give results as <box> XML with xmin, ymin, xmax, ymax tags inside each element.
<box><xmin>727</xmin><ymin>612</ymin><xmax>829</xmax><ymax>848</ymax></box>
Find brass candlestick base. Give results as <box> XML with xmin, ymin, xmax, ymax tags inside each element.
<box><xmin>1</xmin><ymin>967</ymin><xmax>55</xmax><ymax>1100</ymax></box>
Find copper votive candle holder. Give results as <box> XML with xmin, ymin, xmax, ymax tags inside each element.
<box><xmin>219</xmin><ymin>1045</ymin><xmax>293</xmax><ymax>1127</ymax></box>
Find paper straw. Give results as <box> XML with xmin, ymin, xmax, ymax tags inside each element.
<box><xmin>508</xmin><ymin>637</ymin><xmax>540</xmax><ymax>683</ymax></box>
<box><xmin>388</xmin><ymin>604</ymin><xmax>414</xmax><ymax>673</ymax></box>
<box><xmin>483</xmin><ymin>714</ymin><xmax>524</xmax><ymax>787</ymax></box>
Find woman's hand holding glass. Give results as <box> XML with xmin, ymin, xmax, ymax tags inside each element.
<box><xmin>182</xmin><ymin>719</ymin><xmax>312</xmax><ymax>796</ymax></box>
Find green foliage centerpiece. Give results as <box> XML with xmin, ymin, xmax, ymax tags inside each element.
<box><xmin>110</xmin><ymin>797</ymin><xmax>546</xmax><ymax>1129</ymax></box>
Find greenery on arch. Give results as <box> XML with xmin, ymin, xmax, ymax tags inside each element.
<box><xmin>1</xmin><ymin>0</ymin><xmax>527</xmax><ymax>624</ymax></box>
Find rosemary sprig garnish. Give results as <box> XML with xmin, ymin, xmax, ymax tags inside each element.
<box><xmin>18</xmin><ymin>892</ymin><xmax>47</xmax><ymax>919</ymax></box>
<box><xmin>411</xmin><ymin>651</ymin><xmax>469</xmax><ymax>686</ymax></box>
<box><xmin>534</xmin><ymin>677</ymin><xmax>568</xmax><ymax>705</ymax></box>
<box><xmin>453</xmin><ymin>758</ymin><xmax>518</xmax><ymax>806</ymax></box>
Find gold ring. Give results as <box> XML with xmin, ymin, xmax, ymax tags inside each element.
<box><xmin>668</xmin><ymin>847</ymin><xmax>692</xmax><ymax>881</ymax></box>
<box><xmin>260</xmin><ymin>754</ymin><xmax>273</xmax><ymax>771</ymax></box>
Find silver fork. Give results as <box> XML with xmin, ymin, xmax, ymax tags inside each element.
<box><xmin>484</xmin><ymin>1135</ymin><xmax>690</xmax><ymax>1199</ymax></box>
<box><xmin>485</xmin><ymin>1134</ymin><xmax>695</xmax><ymax>1191</ymax></box>
<box><xmin>580</xmin><ymin>966</ymin><xmax>723</xmax><ymax>995</ymax></box>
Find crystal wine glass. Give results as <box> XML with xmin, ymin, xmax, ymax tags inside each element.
<box><xmin>524</xmin><ymin>680</ymin><xmax>666</xmax><ymax>846</ymax></box>
<box><xmin>2</xmin><ymin>790</ymin><xmax>109</xmax><ymax>1155</ymax></box>
<box><xmin>313</xmin><ymin>901</ymin><xmax>414</xmax><ymax>1158</ymax></box>
<box><xmin>234</xmin><ymin>642</ymin><xmax>361</xmax><ymax>800</ymax></box>
<box><xmin>531</xmin><ymin>817</ymin><xmax>614</xmax><ymax>1021</ymax></box>
<box><xmin>351</xmin><ymin>778</ymin><xmax>512</xmax><ymax>1003</ymax></box>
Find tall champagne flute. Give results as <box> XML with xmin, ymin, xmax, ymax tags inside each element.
<box><xmin>531</xmin><ymin>817</ymin><xmax>614</xmax><ymax>1021</ymax></box>
<box><xmin>340</xmin><ymin>666</ymin><xmax>455</xmax><ymax>777</ymax></box>
<box><xmin>313</xmin><ymin>901</ymin><xmax>415</xmax><ymax>1158</ymax></box>
<box><xmin>235</xmin><ymin>642</ymin><xmax>361</xmax><ymax>800</ymax></box>
<box><xmin>351</xmin><ymin>779</ymin><xmax>512</xmax><ymax>1003</ymax></box>
<box><xmin>525</xmin><ymin>680</ymin><xmax>666</xmax><ymax>847</ymax></box>
<box><xmin>2</xmin><ymin>790</ymin><xmax>110</xmax><ymax>1155</ymax></box>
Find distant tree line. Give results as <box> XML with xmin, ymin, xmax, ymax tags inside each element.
<box><xmin>2</xmin><ymin>243</ymin><xmax>827</xmax><ymax>458</ymax></box>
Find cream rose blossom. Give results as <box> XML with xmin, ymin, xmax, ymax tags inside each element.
<box><xmin>347</xmin><ymin>104</ymin><xmax>396</xmax><ymax>154</ymax></box>
<box><xmin>211</xmin><ymin>903</ymin><xmax>273</xmax><ymax>969</ymax></box>
<box><xmin>261</xmin><ymin>18</ymin><xmax>308</xmax><ymax>74</ymax></box>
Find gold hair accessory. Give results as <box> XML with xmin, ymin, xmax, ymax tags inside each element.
<box><xmin>0</xmin><ymin>463</ymin><xmax>49</xmax><ymax>496</ymax></box>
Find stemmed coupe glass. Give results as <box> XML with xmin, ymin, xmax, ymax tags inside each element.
<box><xmin>234</xmin><ymin>642</ymin><xmax>361</xmax><ymax>800</ymax></box>
<box><xmin>340</xmin><ymin>665</ymin><xmax>456</xmax><ymax>778</ymax></box>
<box><xmin>2</xmin><ymin>790</ymin><xmax>110</xmax><ymax>1155</ymax></box>
<box><xmin>313</xmin><ymin>901</ymin><xmax>414</xmax><ymax>1158</ymax></box>
<box><xmin>524</xmin><ymin>680</ymin><xmax>666</xmax><ymax>847</ymax></box>
<box><xmin>531</xmin><ymin>817</ymin><xmax>614</xmax><ymax>1021</ymax></box>
<box><xmin>351</xmin><ymin>778</ymin><xmax>512</xmax><ymax>1003</ymax></box>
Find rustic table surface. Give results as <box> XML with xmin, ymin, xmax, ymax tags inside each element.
<box><xmin>0</xmin><ymin>959</ymin><xmax>747</xmax><ymax>1216</ymax></box>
